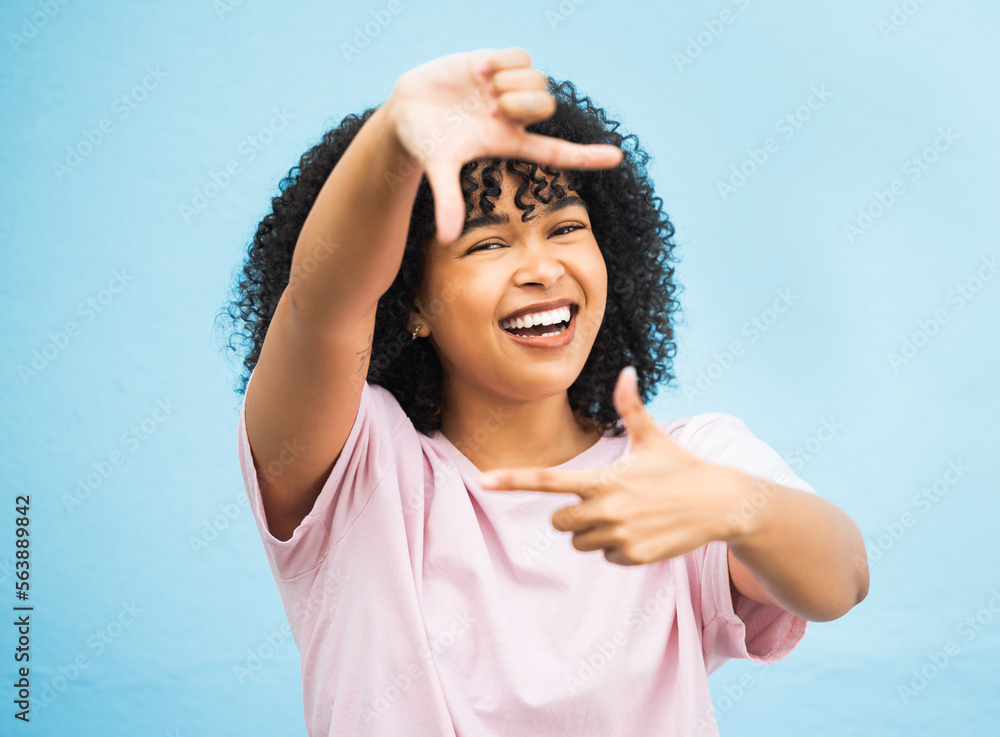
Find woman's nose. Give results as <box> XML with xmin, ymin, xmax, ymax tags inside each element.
<box><xmin>513</xmin><ymin>240</ymin><xmax>565</xmax><ymax>287</ymax></box>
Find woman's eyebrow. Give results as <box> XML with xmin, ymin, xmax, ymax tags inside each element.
<box><xmin>542</xmin><ymin>195</ymin><xmax>588</xmax><ymax>216</ymax></box>
<box><xmin>456</xmin><ymin>196</ymin><xmax>588</xmax><ymax>240</ymax></box>
<box><xmin>459</xmin><ymin>211</ymin><xmax>509</xmax><ymax>239</ymax></box>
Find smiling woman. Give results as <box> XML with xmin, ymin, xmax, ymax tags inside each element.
<box><xmin>220</xmin><ymin>47</ymin><xmax>867</xmax><ymax>737</ymax></box>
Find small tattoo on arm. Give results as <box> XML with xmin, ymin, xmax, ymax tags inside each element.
<box><xmin>355</xmin><ymin>333</ymin><xmax>372</xmax><ymax>372</ymax></box>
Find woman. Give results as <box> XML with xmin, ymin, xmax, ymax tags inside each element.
<box><xmin>225</xmin><ymin>47</ymin><xmax>868</xmax><ymax>736</ymax></box>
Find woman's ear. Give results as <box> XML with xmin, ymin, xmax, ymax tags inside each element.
<box><xmin>408</xmin><ymin>311</ymin><xmax>430</xmax><ymax>340</ymax></box>
<box><xmin>407</xmin><ymin>295</ymin><xmax>428</xmax><ymax>338</ymax></box>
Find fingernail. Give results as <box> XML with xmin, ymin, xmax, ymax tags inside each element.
<box><xmin>622</xmin><ymin>365</ymin><xmax>637</xmax><ymax>384</ymax></box>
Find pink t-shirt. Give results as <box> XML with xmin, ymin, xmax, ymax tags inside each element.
<box><xmin>237</xmin><ymin>372</ymin><xmax>817</xmax><ymax>736</ymax></box>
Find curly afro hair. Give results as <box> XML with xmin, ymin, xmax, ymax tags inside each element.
<box><xmin>219</xmin><ymin>78</ymin><xmax>684</xmax><ymax>438</ymax></box>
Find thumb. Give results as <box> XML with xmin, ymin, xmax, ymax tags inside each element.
<box><xmin>424</xmin><ymin>159</ymin><xmax>465</xmax><ymax>245</ymax></box>
<box><xmin>613</xmin><ymin>366</ymin><xmax>660</xmax><ymax>446</ymax></box>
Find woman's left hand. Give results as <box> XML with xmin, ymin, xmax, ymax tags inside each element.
<box><xmin>479</xmin><ymin>367</ymin><xmax>739</xmax><ymax>566</ymax></box>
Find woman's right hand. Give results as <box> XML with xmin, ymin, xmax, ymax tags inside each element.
<box><xmin>384</xmin><ymin>48</ymin><xmax>623</xmax><ymax>244</ymax></box>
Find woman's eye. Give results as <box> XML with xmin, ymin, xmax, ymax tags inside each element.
<box><xmin>465</xmin><ymin>226</ymin><xmax>582</xmax><ymax>254</ymax></box>
<box><xmin>467</xmin><ymin>241</ymin><xmax>505</xmax><ymax>254</ymax></box>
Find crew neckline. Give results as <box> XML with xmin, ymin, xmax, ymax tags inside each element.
<box><xmin>429</xmin><ymin>422</ymin><xmax>627</xmax><ymax>494</ymax></box>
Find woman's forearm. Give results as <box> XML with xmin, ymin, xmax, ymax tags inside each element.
<box><xmin>288</xmin><ymin>94</ymin><xmax>423</xmax><ymax>330</ymax></box>
<box><xmin>721</xmin><ymin>467</ymin><xmax>870</xmax><ymax>622</ymax></box>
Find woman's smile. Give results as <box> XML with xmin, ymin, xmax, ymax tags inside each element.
<box><xmin>497</xmin><ymin>301</ymin><xmax>578</xmax><ymax>347</ymax></box>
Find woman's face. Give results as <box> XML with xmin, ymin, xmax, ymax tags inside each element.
<box><xmin>412</xmin><ymin>167</ymin><xmax>608</xmax><ymax>405</ymax></box>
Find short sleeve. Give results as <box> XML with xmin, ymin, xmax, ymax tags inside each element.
<box><xmin>236</xmin><ymin>371</ymin><xmax>398</xmax><ymax>580</ymax></box>
<box><xmin>684</xmin><ymin>412</ymin><xmax>819</xmax><ymax>495</ymax></box>
<box><xmin>699</xmin><ymin>540</ymin><xmax>809</xmax><ymax>674</ymax></box>
<box><xmin>679</xmin><ymin>412</ymin><xmax>817</xmax><ymax>674</ymax></box>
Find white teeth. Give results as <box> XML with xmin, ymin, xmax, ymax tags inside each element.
<box><xmin>507</xmin><ymin>322</ymin><xmax>569</xmax><ymax>339</ymax></box>
<box><xmin>499</xmin><ymin>306</ymin><xmax>573</xmax><ymax>331</ymax></box>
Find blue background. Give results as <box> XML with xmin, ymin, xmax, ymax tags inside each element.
<box><xmin>2</xmin><ymin>0</ymin><xmax>998</xmax><ymax>734</ymax></box>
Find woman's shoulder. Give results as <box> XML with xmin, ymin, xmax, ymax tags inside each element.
<box><xmin>363</xmin><ymin>380</ymin><xmax>417</xmax><ymax>435</ymax></box>
<box><xmin>653</xmin><ymin>410</ymin><xmax>775</xmax><ymax>468</ymax></box>
<box><xmin>361</xmin><ymin>381</ymin><xmax>451</xmax><ymax>463</ymax></box>
<box><xmin>653</xmin><ymin>410</ymin><xmax>748</xmax><ymax>447</ymax></box>
<box><xmin>656</xmin><ymin>410</ymin><xmax>817</xmax><ymax>494</ymax></box>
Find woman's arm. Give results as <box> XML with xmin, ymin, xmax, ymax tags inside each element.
<box><xmin>285</xmin><ymin>100</ymin><xmax>421</xmax><ymax>333</ymax></box>
<box><xmin>479</xmin><ymin>367</ymin><xmax>870</xmax><ymax>622</ymax></box>
<box><xmin>245</xmin><ymin>99</ymin><xmax>421</xmax><ymax>541</ymax></box>
<box><xmin>722</xmin><ymin>469</ymin><xmax>870</xmax><ymax>622</ymax></box>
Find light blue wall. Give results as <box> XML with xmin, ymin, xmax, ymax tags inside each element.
<box><xmin>2</xmin><ymin>0</ymin><xmax>997</xmax><ymax>734</ymax></box>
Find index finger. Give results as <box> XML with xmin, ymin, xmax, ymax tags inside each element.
<box><xmin>514</xmin><ymin>133</ymin><xmax>624</xmax><ymax>171</ymax></box>
<box><xmin>479</xmin><ymin>467</ymin><xmax>601</xmax><ymax>498</ymax></box>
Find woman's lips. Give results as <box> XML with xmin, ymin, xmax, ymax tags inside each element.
<box><xmin>499</xmin><ymin>310</ymin><xmax>576</xmax><ymax>349</ymax></box>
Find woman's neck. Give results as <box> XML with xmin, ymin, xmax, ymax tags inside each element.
<box><xmin>438</xmin><ymin>380</ymin><xmax>604</xmax><ymax>473</ymax></box>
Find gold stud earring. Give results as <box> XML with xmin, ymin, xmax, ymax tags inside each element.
<box><xmin>411</xmin><ymin>324</ymin><xmax>422</xmax><ymax>341</ymax></box>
